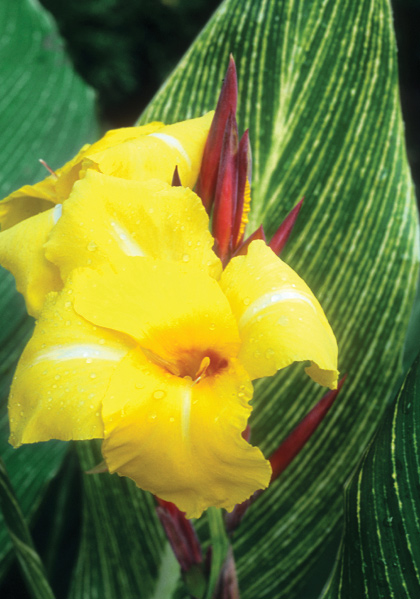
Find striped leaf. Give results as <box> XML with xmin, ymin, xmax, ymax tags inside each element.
<box><xmin>0</xmin><ymin>0</ymin><xmax>98</xmax><ymax>580</ymax></box>
<box><xmin>323</xmin><ymin>351</ymin><xmax>420</xmax><ymax>598</ymax></box>
<box><xmin>68</xmin><ymin>441</ymin><xmax>166</xmax><ymax>599</ymax></box>
<box><xmin>0</xmin><ymin>458</ymin><xmax>55</xmax><ymax>599</ymax></box>
<box><xmin>137</xmin><ymin>0</ymin><xmax>419</xmax><ymax>597</ymax></box>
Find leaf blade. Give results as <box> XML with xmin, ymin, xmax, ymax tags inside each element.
<box><xmin>139</xmin><ymin>0</ymin><xmax>419</xmax><ymax>596</ymax></box>
<box><xmin>323</xmin><ymin>351</ymin><xmax>420</xmax><ymax>598</ymax></box>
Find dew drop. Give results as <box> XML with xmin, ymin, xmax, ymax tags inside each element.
<box><xmin>153</xmin><ymin>390</ymin><xmax>166</xmax><ymax>400</ymax></box>
<box><xmin>90</xmin><ymin>373</ymin><xmax>97</xmax><ymax>379</ymax></box>
<box><xmin>54</xmin><ymin>374</ymin><xmax>61</xmax><ymax>381</ymax></box>
<box><xmin>169</xmin><ymin>417</ymin><xmax>175</xmax><ymax>423</ymax></box>
<box><xmin>209</xmin><ymin>323</ymin><xmax>216</xmax><ymax>330</ymax></box>
<box><xmin>243</xmin><ymin>297</ymin><xmax>251</xmax><ymax>306</ymax></box>
<box><xmin>182</xmin><ymin>254</ymin><xmax>190</xmax><ymax>262</ymax></box>
<box><xmin>278</xmin><ymin>315</ymin><xmax>289</xmax><ymax>326</ymax></box>
<box><xmin>65</xmin><ymin>301</ymin><xmax>71</xmax><ymax>309</ymax></box>
<box><xmin>87</xmin><ymin>240</ymin><xmax>97</xmax><ymax>252</ymax></box>
<box><xmin>135</xmin><ymin>382</ymin><xmax>144</xmax><ymax>390</ymax></box>
<box><xmin>149</xmin><ymin>413</ymin><xmax>157</xmax><ymax>421</ymax></box>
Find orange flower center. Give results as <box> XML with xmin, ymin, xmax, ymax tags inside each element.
<box><xmin>141</xmin><ymin>347</ymin><xmax>228</xmax><ymax>382</ymax></box>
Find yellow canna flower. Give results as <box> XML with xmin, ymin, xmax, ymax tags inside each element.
<box><xmin>6</xmin><ymin>170</ymin><xmax>337</xmax><ymax>518</ymax></box>
<box><xmin>3</xmin><ymin>59</ymin><xmax>338</xmax><ymax>518</ymax></box>
<box><xmin>0</xmin><ymin>113</ymin><xmax>213</xmax><ymax>316</ymax></box>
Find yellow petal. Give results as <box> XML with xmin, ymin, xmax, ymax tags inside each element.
<box><xmin>0</xmin><ymin>144</ymin><xmax>94</xmax><ymax>231</ymax></box>
<box><xmin>45</xmin><ymin>170</ymin><xmax>221</xmax><ymax>280</ymax></box>
<box><xmin>0</xmin><ymin>114</ymin><xmax>208</xmax><ymax>230</ymax></box>
<box><xmin>101</xmin><ymin>348</ymin><xmax>271</xmax><ymax>518</ymax></box>
<box><xmin>220</xmin><ymin>240</ymin><xmax>338</xmax><ymax>388</ymax></box>
<box><xmin>84</xmin><ymin>122</ymin><xmax>165</xmax><ymax>153</ymax></box>
<box><xmin>8</xmin><ymin>281</ymin><xmax>134</xmax><ymax>447</ymax></box>
<box><xmin>89</xmin><ymin>113</ymin><xmax>214</xmax><ymax>189</ymax></box>
<box><xmin>73</xmin><ymin>258</ymin><xmax>240</xmax><ymax>365</ymax></box>
<box><xmin>0</xmin><ymin>207</ymin><xmax>62</xmax><ymax>317</ymax></box>
<box><xmin>0</xmin><ymin>183</ymin><xmax>56</xmax><ymax>231</ymax></box>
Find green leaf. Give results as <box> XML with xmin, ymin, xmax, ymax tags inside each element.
<box><xmin>205</xmin><ymin>508</ymin><xmax>229</xmax><ymax>599</ymax></box>
<box><xmin>0</xmin><ymin>458</ymin><xmax>56</xmax><ymax>599</ymax></box>
<box><xmin>0</xmin><ymin>0</ymin><xmax>98</xmax><ymax>580</ymax></box>
<box><xmin>323</xmin><ymin>350</ymin><xmax>420</xmax><ymax>598</ymax></box>
<box><xmin>139</xmin><ymin>0</ymin><xmax>419</xmax><ymax>596</ymax></box>
<box><xmin>68</xmin><ymin>441</ymin><xmax>166</xmax><ymax>599</ymax></box>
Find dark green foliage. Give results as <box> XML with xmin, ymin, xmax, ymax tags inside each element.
<box><xmin>39</xmin><ymin>0</ymin><xmax>221</xmax><ymax>125</ymax></box>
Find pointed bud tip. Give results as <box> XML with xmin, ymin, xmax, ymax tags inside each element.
<box><xmin>269</xmin><ymin>197</ymin><xmax>304</xmax><ymax>255</ymax></box>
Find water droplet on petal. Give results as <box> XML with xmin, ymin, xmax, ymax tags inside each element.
<box><xmin>278</xmin><ymin>315</ymin><xmax>289</xmax><ymax>326</ymax></box>
<box><xmin>243</xmin><ymin>297</ymin><xmax>251</xmax><ymax>306</ymax></box>
<box><xmin>182</xmin><ymin>254</ymin><xmax>190</xmax><ymax>262</ymax></box>
<box><xmin>87</xmin><ymin>241</ymin><xmax>97</xmax><ymax>252</ymax></box>
<box><xmin>209</xmin><ymin>323</ymin><xmax>216</xmax><ymax>330</ymax></box>
<box><xmin>153</xmin><ymin>390</ymin><xmax>166</xmax><ymax>400</ymax></box>
<box><xmin>90</xmin><ymin>373</ymin><xmax>97</xmax><ymax>379</ymax></box>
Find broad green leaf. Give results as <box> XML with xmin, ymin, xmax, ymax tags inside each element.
<box><xmin>138</xmin><ymin>0</ymin><xmax>418</xmax><ymax>597</ymax></box>
<box><xmin>68</xmin><ymin>441</ymin><xmax>166</xmax><ymax>599</ymax></box>
<box><xmin>323</xmin><ymin>351</ymin><xmax>420</xmax><ymax>598</ymax></box>
<box><xmin>0</xmin><ymin>458</ymin><xmax>55</xmax><ymax>599</ymax></box>
<box><xmin>0</xmin><ymin>0</ymin><xmax>98</xmax><ymax>579</ymax></box>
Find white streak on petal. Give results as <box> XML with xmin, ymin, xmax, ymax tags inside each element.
<box><xmin>32</xmin><ymin>344</ymin><xmax>127</xmax><ymax>366</ymax></box>
<box><xmin>110</xmin><ymin>220</ymin><xmax>145</xmax><ymax>256</ymax></box>
<box><xmin>181</xmin><ymin>385</ymin><xmax>192</xmax><ymax>441</ymax></box>
<box><xmin>53</xmin><ymin>204</ymin><xmax>62</xmax><ymax>224</ymax></box>
<box><xmin>239</xmin><ymin>289</ymin><xmax>317</xmax><ymax>330</ymax></box>
<box><xmin>148</xmin><ymin>133</ymin><xmax>192</xmax><ymax>167</ymax></box>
